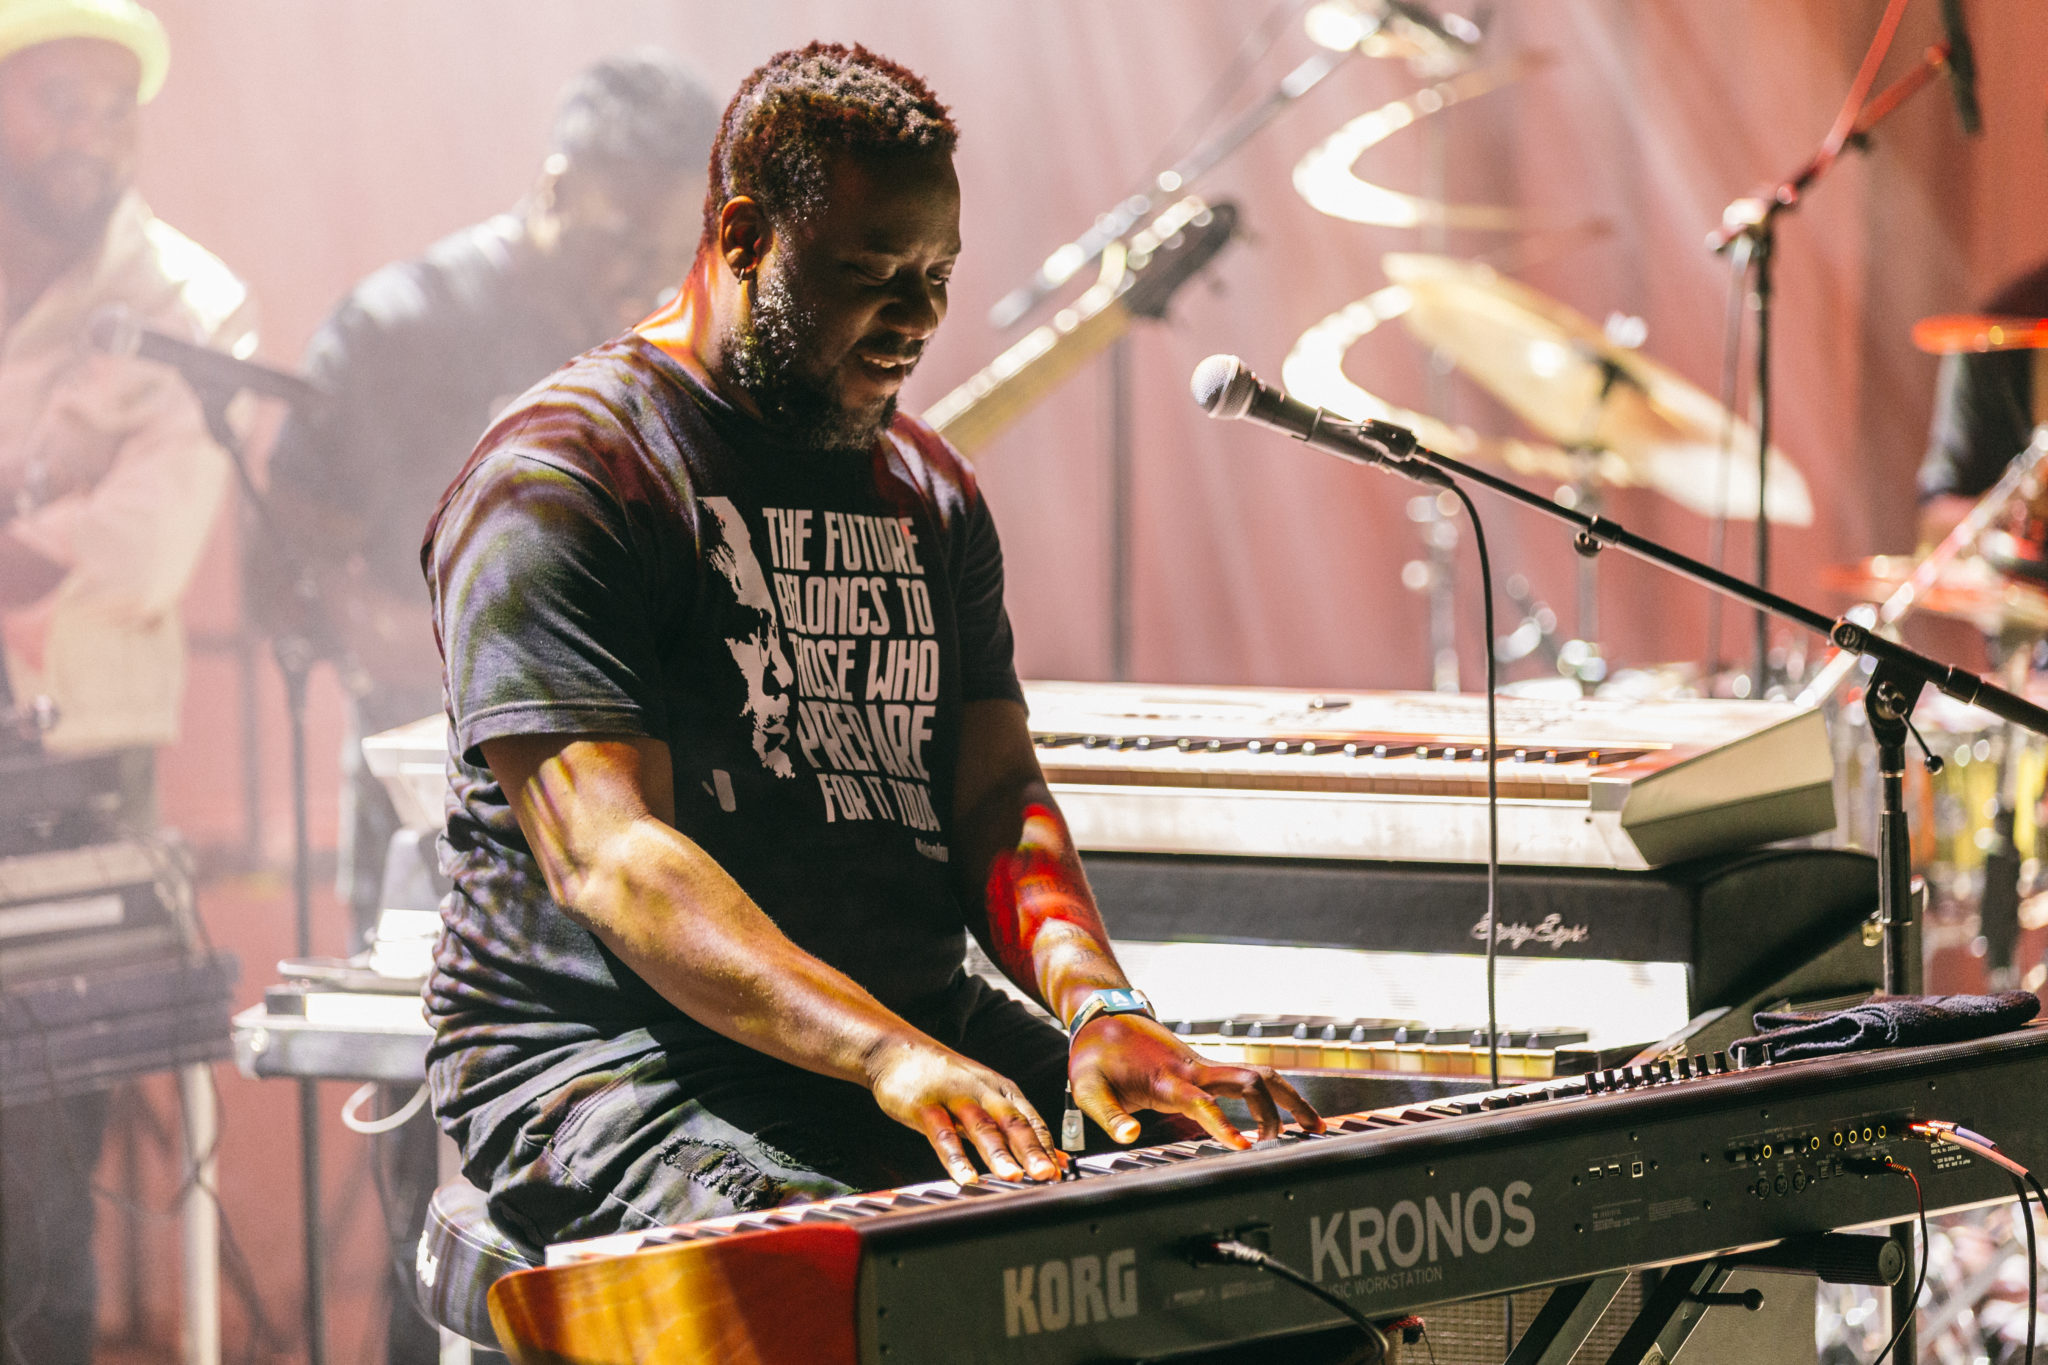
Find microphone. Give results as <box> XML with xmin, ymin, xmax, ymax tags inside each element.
<box><xmin>86</xmin><ymin>306</ymin><xmax>328</xmax><ymax>411</ymax></box>
<box><xmin>1189</xmin><ymin>355</ymin><xmax>1448</xmax><ymax>486</ymax></box>
<box><xmin>1937</xmin><ymin>0</ymin><xmax>1981</xmax><ymax>136</ymax></box>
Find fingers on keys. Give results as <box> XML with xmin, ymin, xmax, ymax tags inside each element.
<box><xmin>920</xmin><ymin>1103</ymin><xmax>982</xmax><ymax>1184</ymax></box>
<box><xmin>1159</xmin><ymin>1079</ymin><xmax>1248</xmax><ymax>1149</ymax></box>
<box><xmin>920</xmin><ymin>1091</ymin><xmax>1060</xmax><ymax>1184</ymax></box>
<box><xmin>1073</xmin><ymin>1070</ymin><xmax>1142</xmax><ymax>1145</ymax></box>
<box><xmin>1198</xmin><ymin>1064</ymin><xmax>1325</xmax><ymax>1140</ymax></box>
<box><xmin>1264</xmin><ymin>1069</ymin><xmax>1324</xmax><ymax>1132</ymax></box>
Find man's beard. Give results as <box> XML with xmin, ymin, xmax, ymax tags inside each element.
<box><xmin>723</xmin><ymin>264</ymin><xmax>898</xmax><ymax>452</ymax></box>
<box><xmin>0</xmin><ymin>152</ymin><xmax>123</xmax><ymax>247</ymax></box>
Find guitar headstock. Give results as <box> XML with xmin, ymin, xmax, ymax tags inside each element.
<box><xmin>1120</xmin><ymin>198</ymin><xmax>1240</xmax><ymax>321</ymax></box>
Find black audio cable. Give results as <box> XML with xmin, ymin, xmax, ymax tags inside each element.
<box><xmin>2028</xmin><ymin>1171</ymin><xmax>2048</xmax><ymax>1362</ymax></box>
<box><xmin>1842</xmin><ymin>1154</ymin><xmax>1928</xmax><ymax>1365</ymax></box>
<box><xmin>1190</xmin><ymin>1237</ymin><xmax>1390</xmax><ymax>1364</ymax></box>
<box><xmin>1440</xmin><ymin>479</ymin><xmax>1504</xmax><ymax>1090</ymax></box>
<box><xmin>2013</xmin><ymin>1172</ymin><xmax>2038</xmax><ymax>1365</ymax></box>
<box><xmin>1908</xmin><ymin>1122</ymin><xmax>2045</xmax><ymax>1363</ymax></box>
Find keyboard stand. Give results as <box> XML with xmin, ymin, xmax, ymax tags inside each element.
<box><xmin>1504</xmin><ymin>1273</ymin><xmax>1631</xmax><ymax>1364</ymax></box>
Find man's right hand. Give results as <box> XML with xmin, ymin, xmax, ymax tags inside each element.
<box><xmin>865</xmin><ymin>1037</ymin><xmax>1062</xmax><ymax>1185</ymax></box>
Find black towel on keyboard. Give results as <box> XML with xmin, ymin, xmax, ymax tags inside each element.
<box><xmin>1731</xmin><ymin>991</ymin><xmax>2040</xmax><ymax>1063</ymax></box>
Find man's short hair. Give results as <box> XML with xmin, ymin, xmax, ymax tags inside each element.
<box><xmin>552</xmin><ymin>48</ymin><xmax>721</xmax><ymax>176</ymax></box>
<box><xmin>704</xmin><ymin>41</ymin><xmax>957</xmax><ymax>248</ymax></box>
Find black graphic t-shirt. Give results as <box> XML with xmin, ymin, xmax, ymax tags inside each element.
<box><xmin>421</xmin><ymin>334</ymin><xmax>1023</xmax><ymax>1064</ymax></box>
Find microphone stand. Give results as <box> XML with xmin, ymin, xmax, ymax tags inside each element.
<box><xmin>1707</xmin><ymin>0</ymin><xmax>1961</xmax><ymax>697</ymax></box>
<box><xmin>1321</xmin><ymin>411</ymin><xmax>2033</xmax><ymax>1365</ymax></box>
<box><xmin>1345</xmin><ymin>415</ymin><xmax>2048</xmax><ymax>963</ymax></box>
<box><xmin>187</xmin><ymin>379</ymin><xmax>347</xmax><ymax>1365</ymax></box>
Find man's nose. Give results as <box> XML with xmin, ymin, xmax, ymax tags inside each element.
<box><xmin>881</xmin><ymin>275</ymin><xmax>944</xmax><ymax>340</ymax></box>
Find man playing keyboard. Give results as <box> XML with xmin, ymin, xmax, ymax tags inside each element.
<box><xmin>421</xmin><ymin>40</ymin><xmax>1318</xmax><ymax>1249</ymax></box>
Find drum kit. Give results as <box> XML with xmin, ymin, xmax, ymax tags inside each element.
<box><xmin>1341</xmin><ymin>242</ymin><xmax>2048</xmax><ymax>974</ymax></box>
<box><xmin>1265</xmin><ymin>30</ymin><xmax>2048</xmax><ymax>982</ymax></box>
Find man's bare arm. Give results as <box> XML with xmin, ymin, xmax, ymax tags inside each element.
<box><xmin>950</xmin><ymin>700</ymin><xmax>1320</xmax><ymax>1147</ymax></box>
<box><xmin>481</xmin><ymin>731</ymin><xmax>1060</xmax><ymax>1183</ymax></box>
<box><xmin>950</xmin><ymin>699</ymin><xmax>1127</xmax><ymax>1027</ymax></box>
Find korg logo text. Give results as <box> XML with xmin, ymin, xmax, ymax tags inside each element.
<box><xmin>1003</xmin><ymin>1248</ymin><xmax>1138</xmax><ymax>1337</ymax></box>
<box><xmin>1311</xmin><ymin>1181</ymin><xmax>1534</xmax><ymax>1283</ymax></box>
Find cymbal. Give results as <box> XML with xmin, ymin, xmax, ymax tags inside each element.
<box><xmin>1912</xmin><ymin>314</ymin><xmax>2048</xmax><ymax>355</ymax></box>
<box><xmin>1380</xmin><ymin>253</ymin><xmax>1814</xmax><ymax>526</ymax></box>
<box><xmin>1281</xmin><ymin>284</ymin><xmax>1615</xmax><ymax>493</ymax></box>
<box><xmin>1821</xmin><ymin>553</ymin><xmax>2048</xmax><ymax>636</ymax></box>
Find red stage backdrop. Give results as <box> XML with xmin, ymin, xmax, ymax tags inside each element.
<box><xmin>92</xmin><ymin>2</ymin><xmax>2048</xmax><ymax>1357</ymax></box>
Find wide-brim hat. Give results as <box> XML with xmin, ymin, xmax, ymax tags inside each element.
<box><xmin>0</xmin><ymin>0</ymin><xmax>168</xmax><ymax>103</ymax></box>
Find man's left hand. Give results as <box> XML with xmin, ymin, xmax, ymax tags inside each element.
<box><xmin>1068</xmin><ymin>1014</ymin><xmax>1324</xmax><ymax>1149</ymax></box>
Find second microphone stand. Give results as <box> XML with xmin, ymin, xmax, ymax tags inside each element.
<box><xmin>1708</xmin><ymin>0</ymin><xmax>1966</xmax><ymax>693</ymax></box>
<box><xmin>190</xmin><ymin>379</ymin><xmax>350</xmax><ymax>1365</ymax></box>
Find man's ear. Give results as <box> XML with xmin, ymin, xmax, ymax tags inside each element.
<box><xmin>718</xmin><ymin>197</ymin><xmax>771</xmax><ymax>280</ymax></box>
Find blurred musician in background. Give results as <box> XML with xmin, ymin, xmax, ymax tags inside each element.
<box><xmin>423</xmin><ymin>42</ymin><xmax>1318</xmax><ymax>1252</ymax></box>
<box><xmin>266</xmin><ymin>50</ymin><xmax>720</xmax><ymax>944</ymax></box>
<box><xmin>264</xmin><ymin>52</ymin><xmax>717</xmax><ymax>1363</ymax></box>
<box><xmin>0</xmin><ymin>2</ymin><xmax>252</xmax><ymax>1361</ymax></box>
<box><xmin>1916</xmin><ymin>258</ymin><xmax>2048</xmax><ymax>546</ymax></box>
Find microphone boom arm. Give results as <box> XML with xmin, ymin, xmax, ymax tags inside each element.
<box><xmin>1323</xmin><ymin>412</ymin><xmax>2048</xmax><ymax>737</ymax></box>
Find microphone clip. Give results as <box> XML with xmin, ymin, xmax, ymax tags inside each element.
<box><xmin>1336</xmin><ymin>414</ymin><xmax>1450</xmax><ymax>488</ymax></box>
<box><xmin>1357</xmin><ymin>418</ymin><xmax>1419</xmax><ymax>457</ymax></box>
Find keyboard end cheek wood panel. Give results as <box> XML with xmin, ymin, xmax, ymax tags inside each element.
<box><xmin>488</xmin><ymin>1222</ymin><xmax>859</xmax><ymax>1365</ymax></box>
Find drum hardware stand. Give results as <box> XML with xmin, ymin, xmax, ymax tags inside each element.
<box><xmin>1710</xmin><ymin>0</ymin><xmax>1967</xmax><ymax>697</ymax></box>
<box><xmin>1107</xmin><ymin>337</ymin><xmax>1135</xmax><ymax>681</ymax></box>
<box><xmin>1555</xmin><ymin>456</ymin><xmax>1608</xmax><ymax>692</ymax></box>
<box><xmin>1407</xmin><ymin>488</ymin><xmax>1464</xmax><ymax>692</ymax></box>
<box><xmin>1552</xmin><ymin>343</ymin><xmax>1635</xmax><ymax>692</ymax></box>
<box><xmin>1977</xmin><ymin>643</ymin><xmax>2033</xmax><ymax>990</ymax></box>
<box><xmin>1493</xmin><ymin>574</ymin><xmax>1563</xmax><ymax>675</ymax></box>
<box><xmin>1801</xmin><ymin>431</ymin><xmax>2048</xmax><ymax>710</ymax></box>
